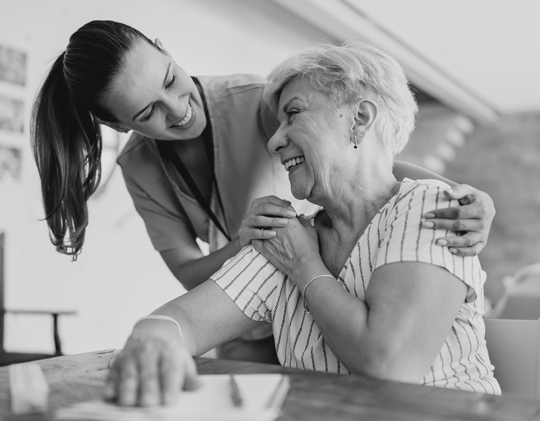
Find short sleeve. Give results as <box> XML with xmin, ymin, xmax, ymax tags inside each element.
<box><xmin>375</xmin><ymin>181</ymin><xmax>485</xmax><ymax>303</ymax></box>
<box><xmin>121</xmin><ymin>169</ymin><xmax>198</xmax><ymax>252</ymax></box>
<box><xmin>210</xmin><ymin>246</ymin><xmax>283</xmax><ymax>322</ymax></box>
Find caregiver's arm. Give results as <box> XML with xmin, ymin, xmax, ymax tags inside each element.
<box><xmin>295</xmin><ymin>259</ymin><xmax>467</xmax><ymax>383</ymax></box>
<box><xmin>394</xmin><ymin>160</ymin><xmax>495</xmax><ymax>257</ymax></box>
<box><xmin>105</xmin><ymin>281</ymin><xmax>259</xmax><ymax>407</ymax></box>
<box><xmin>161</xmin><ymin>197</ymin><xmax>296</xmax><ymax>291</ymax></box>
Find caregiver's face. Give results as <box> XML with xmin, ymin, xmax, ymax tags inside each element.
<box><xmin>102</xmin><ymin>40</ymin><xmax>207</xmax><ymax>141</ymax></box>
<box><xmin>268</xmin><ymin>78</ymin><xmax>353</xmax><ymax>201</ymax></box>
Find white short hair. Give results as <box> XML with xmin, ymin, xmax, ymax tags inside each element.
<box><xmin>264</xmin><ymin>41</ymin><xmax>418</xmax><ymax>157</ymax></box>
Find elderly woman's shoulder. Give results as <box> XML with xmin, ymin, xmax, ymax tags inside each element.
<box><xmin>400</xmin><ymin>177</ymin><xmax>452</xmax><ymax>194</ymax></box>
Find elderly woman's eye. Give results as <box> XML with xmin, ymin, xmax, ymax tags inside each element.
<box><xmin>287</xmin><ymin>108</ymin><xmax>300</xmax><ymax>124</ymax></box>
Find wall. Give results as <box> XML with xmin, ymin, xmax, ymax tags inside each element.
<box><xmin>0</xmin><ymin>0</ymin><xmax>331</xmax><ymax>354</ymax></box>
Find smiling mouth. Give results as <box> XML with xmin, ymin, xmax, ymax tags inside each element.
<box><xmin>284</xmin><ymin>156</ymin><xmax>305</xmax><ymax>171</ymax></box>
<box><xmin>171</xmin><ymin>102</ymin><xmax>193</xmax><ymax>128</ymax></box>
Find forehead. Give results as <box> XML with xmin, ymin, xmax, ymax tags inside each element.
<box><xmin>104</xmin><ymin>41</ymin><xmax>168</xmax><ymax>121</ymax></box>
<box><xmin>278</xmin><ymin>78</ymin><xmax>316</xmax><ymax>105</ymax></box>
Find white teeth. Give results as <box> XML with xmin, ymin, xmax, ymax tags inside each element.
<box><xmin>172</xmin><ymin>103</ymin><xmax>193</xmax><ymax>128</ymax></box>
<box><xmin>284</xmin><ymin>156</ymin><xmax>305</xmax><ymax>171</ymax></box>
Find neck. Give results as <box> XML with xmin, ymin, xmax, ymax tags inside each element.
<box><xmin>318</xmin><ymin>159</ymin><xmax>398</xmax><ymax>242</ymax></box>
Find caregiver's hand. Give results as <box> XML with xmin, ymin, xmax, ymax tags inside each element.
<box><xmin>422</xmin><ymin>184</ymin><xmax>495</xmax><ymax>257</ymax></box>
<box><xmin>238</xmin><ymin>195</ymin><xmax>297</xmax><ymax>247</ymax></box>
<box><xmin>253</xmin><ymin>214</ymin><xmax>320</xmax><ymax>278</ymax></box>
<box><xmin>104</xmin><ymin>319</ymin><xmax>200</xmax><ymax>407</ymax></box>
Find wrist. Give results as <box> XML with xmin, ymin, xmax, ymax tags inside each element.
<box><xmin>133</xmin><ymin>315</ymin><xmax>183</xmax><ymax>343</ymax></box>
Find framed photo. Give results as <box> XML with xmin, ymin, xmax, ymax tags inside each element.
<box><xmin>0</xmin><ymin>45</ymin><xmax>27</xmax><ymax>86</ymax></box>
<box><xmin>0</xmin><ymin>144</ymin><xmax>22</xmax><ymax>182</ymax></box>
<box><xmin>0</xmin><ymin>95</ymin><xmax>24</xmax><ymax>133</ymax></box>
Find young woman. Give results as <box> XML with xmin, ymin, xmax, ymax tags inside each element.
<box><xmin>31</xmin><ymin>20</ymin><xmax>495</xmax><ymax>363</ymax></box>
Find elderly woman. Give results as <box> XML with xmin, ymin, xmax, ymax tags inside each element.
<box><xmin>106</xmin><ymin>41</ymin><xmax>500</xmax><ymax>406</ymax></box>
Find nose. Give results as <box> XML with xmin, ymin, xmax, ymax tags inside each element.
<box><xmin>268</xmin><ymin>124</ymin><xmax>290</xmax><ymax>154</ymax></box>
<box><xmin>163</xmin><ymin>94</ymin><xmax>186</xmax><ymax>121</ymax></box>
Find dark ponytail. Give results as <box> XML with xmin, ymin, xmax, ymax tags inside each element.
<box><xmin>31</xmin><ymin>20</ymin><xmax>152</xmax><ymax>259</ymax></box>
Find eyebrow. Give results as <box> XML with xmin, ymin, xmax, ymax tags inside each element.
<box><xmin>131</xmin><ymin>62</ymin><xmax>173</xmax><ymax>122</ymax></box>
<box><xmin>281</xmin><ymin>96</ymin><xmax>301</xmax><ymax>115</ymax></box>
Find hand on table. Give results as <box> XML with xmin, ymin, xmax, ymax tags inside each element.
<box><xmin>238</xmin><ymin>196</ymin><xmax>297</xmax><ymax>247</ymax></box>
<box><xmin>422</xmin><ymin>184</ymin><xmax>495</xmax><ymax>257</ymax></box>
<box><xmin>104</xmin><ymin>320</ymin><xmax>200</xmax><ymax>407</ymax></box>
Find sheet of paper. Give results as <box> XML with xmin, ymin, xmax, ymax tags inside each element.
<box><xmin>55</xmin><ymin>374</ymin><xmax>289</xmax><ymax>421</ymax></box>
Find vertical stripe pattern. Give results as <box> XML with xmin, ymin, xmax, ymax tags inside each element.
<box><xmin>211</xmin><ymin>178</ymin><xmax>500</xmax><ymax>395</ymax></box>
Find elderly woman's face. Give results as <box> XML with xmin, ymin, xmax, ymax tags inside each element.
<box><xmin>269</xmin><ymin>78</ymin><xmax>354</xmax><ymax>202</ymax></box>
<box><xmin>102</xmin><ymin>40</ymin><xmax>207</xmax><ymax>140</ymax></box>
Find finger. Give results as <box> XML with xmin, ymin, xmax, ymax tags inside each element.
<box><xmin>249</xmin><ymin>228</ymin><xmax>277</xmax><ymax>241</ymax></box>
<box><xmin>448</xmin><ymin>243</ymin><xmax>485</xmax><ymax>257</ymax></box>
<box><xmin>434</xmin><ymin>233</ymin><xmax>483</xmax><ymax>249</ymax></box>
<box><xmin>160</xmin><ymin>352</ymin><xmax>182</xmax><ymax>404</ymax></box>
<box><xmin>442</xmin><ymin>184</ymin><xmax>474</xmax><ymax>200</ymax></box>
<box><xmin>104</xmin><ymin>364</ymin><xmax>118</xmax><ymax>402</ymax></box>
<box><xmin>252</xmin><ymin>195</ymin><xmax>291</xmax><ymax>208</ymax></box>
<box><xmin>117</xmin><ymin>358</ymin><xmax>139</xmax><ymax>406</ymax></box>
<box><xmin>137</xmin><ymin>348</ymin><xmax>160</xmax><ymax>407</ymax></box>
<box><xmin>421</xmin><ymin>218</ymin><xmax>483</xmax><ymax>234</ymax></box>
<box><xmin>182</xmin><ymin>355</ymin><xmax>201</xmax><ymax>391</ymax></box>
<box><xmin>253</xmin><ymin>215</ymin><xmax>291</xmax><ymax>228</ymax></box>
<box><xmin>423</xmin><ymin>203</ymin><xmax>484</xmax><ymax>221</ymax></box>
<box><xmin>257</xmin><ymin>203</ymin><xmax>296</xmax><ymax>219</ymax></box>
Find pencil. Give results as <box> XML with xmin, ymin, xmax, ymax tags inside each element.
<box><xmin>229</xmin><ymin>374</ymin><xmax>243</xmax><ymax>407</ymax></box>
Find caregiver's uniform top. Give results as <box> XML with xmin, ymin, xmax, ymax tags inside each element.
<box><xmin>211</xmin><ymin>178</ymin><xmax>501</xmax><ymax>395</ymax></box>
<box><xmin>118</xmin><ymin>73</ymin><xmax>315</xmax><ymax>255</ymax></box>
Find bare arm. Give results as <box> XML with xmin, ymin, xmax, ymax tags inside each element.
<box><xmin>297</xmin><ymin>261</ymin><xmax>467</xmax><ymax>382</ymax></box>
<box><xmin>160</xmin><ymin>239</ymin><xmax>242</xmax><ymax>290</ymax></box>
<box><xmin>162</xmin><ymin>196</ymin><xmax>297</xmax><ymax>290</ymax></box>
<box><xmin>105</xmin><ymin>280</ymin><xmax>258</xmax><ymax>406</ymax></box>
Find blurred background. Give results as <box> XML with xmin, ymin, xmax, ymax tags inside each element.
<box><xmin>0</xmin><ymin>0</ymin><xmax>539</xmax><ymax>356</ymax></box>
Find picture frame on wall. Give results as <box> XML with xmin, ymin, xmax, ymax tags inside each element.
<box><xmin>0</xmin><ymin>95</ymin><xmax>24</xmax><ymax>133</ymax></box>
<box><xmin>0</xmin><ymin>44</ymin><xmax>26</xmax><ymax>86</ymax></box>
<box><xmin>0</xmin><ymin>144</ymin><xmax>22</xmax><ymax>183</ymax></box>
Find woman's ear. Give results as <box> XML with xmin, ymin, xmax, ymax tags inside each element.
<box><xmin>154</xmin><ymin>38</ymin><xmax>172</xmax><ymax>58</ymax></box>
<box><xmin>353</xmin><ymin>100</ymin><xmax>378</xmax><ymax>137</ymax></box>
<box><xmin>95</xmin><ymin>117</ymin><xmax>130</xmax><ymax>134</ymax></box>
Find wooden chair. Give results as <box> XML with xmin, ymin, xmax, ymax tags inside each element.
<box><xmin>0</xmin><ymin>232</ymin><xmax>76</xmax><ymax>367</ymax></box>
<box><xmin>484</xmin><ymin>318</ymin><xmax>540</xmax><ymax>398</ymax></box>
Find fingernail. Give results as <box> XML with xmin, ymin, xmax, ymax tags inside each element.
<box><xmin>449</xmin><ymin>248</ymin><xmax>457</xmax><ymax>254</ymax></box>
<box><xmin>268</xmin><ymin>231</ymin><xmax>276</xmax><ymax>237</ymax></box>
<box><xmin>436</xmin><ymin>239</ymin><xmax>447</xmax><ymax>246</ymax></box>
<box><xmin>279</xmin><ymin>219</ymin><xmax>288</xmax><ymax>226</ymax></box>
<box><xmin>421</xmin><ymin>221</ymin><xmax>434</xmax><ymax>228</ymax></box>
<box><xmin>423</xmin><ymin>213</ymin><xmax>435</xmax><ymax>219</ymax></box>
<box><xmin>287</xmin><ymin>208</ymin><xmax>296</xmax><ymax>217</ymax></box>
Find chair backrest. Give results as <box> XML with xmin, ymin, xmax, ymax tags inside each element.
<box><xmin>0</xmin><ymin>232</ymin><xmax>5</xmax><ymax>351</ymax></box>
<box><xmin>484</xmin><ymin>318</ymin><xmax>540</xmax><ymax>398</ymax></box>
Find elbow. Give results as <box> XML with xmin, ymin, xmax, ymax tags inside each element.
<box><xmin>345</xmin><ymin>342</ymin><xmax>426</xmax><ymax>384</ymax></box>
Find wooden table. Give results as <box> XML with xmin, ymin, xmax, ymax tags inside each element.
<box><xmin>1</xmin><ymin>350</ymin><xmax>540</xmax><ymax>421</ymax></box>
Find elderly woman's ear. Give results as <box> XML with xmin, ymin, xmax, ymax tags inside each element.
<box><xmin>352</xmin><ymin>100</ymin><xmax>378</xmax><ymax>139</ymax></box>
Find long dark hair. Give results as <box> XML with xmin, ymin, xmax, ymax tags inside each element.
<box><xmin>31</xmin><ymin>20</ymin><xmax>152</xmax><ymax>259</ymax></box>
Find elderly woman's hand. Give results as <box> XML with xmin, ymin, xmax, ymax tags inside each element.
<box><xmin>104</xmin><ymin>319</ymin><xmax>200</xmax><ymax>407</ymax></box>
<box><xmin>422</xmin><ymin>184</ymin><xmax>495</xmax><ymax>257</ymax></box>
<box><xmin>252</xmin><ymin>215</ymin><xmax>320</xmax><ymax>279</ymax></box>
<box><xmin>238</xmin><ymin>196</ymin><xmax>297</xmax><ymax>247</ymax></box>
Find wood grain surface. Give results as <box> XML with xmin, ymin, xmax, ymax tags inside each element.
<box><xmin>1</xmin><ymin>350</ymin><xmax>540</xmax><ymax>421</ymax></box>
